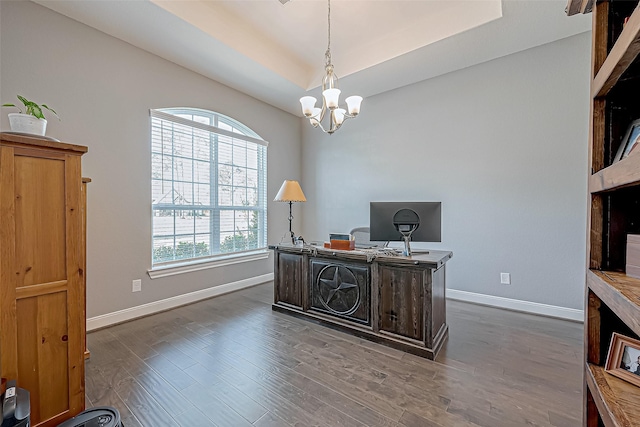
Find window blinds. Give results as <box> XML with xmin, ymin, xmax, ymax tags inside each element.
<box><xmin>150</xmin><ymin>108</ymin><xmax>268</xmax><ymax>265</ymax></box>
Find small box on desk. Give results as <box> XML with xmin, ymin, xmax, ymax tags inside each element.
<box><xmin>626</xmin><ymin>234</ymin><xmax>640</xmax><ymax>278</ymax></box>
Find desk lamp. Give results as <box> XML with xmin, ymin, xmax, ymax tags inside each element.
<box><xmin>274</xmin><ymin>180</ymin><xmax>306</xmax><ymax>244</ymax></box>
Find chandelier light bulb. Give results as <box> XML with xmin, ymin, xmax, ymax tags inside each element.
<box><xmin>323</xmin><ymin>88</ymin><xmax>341</xmax><ymax>109</ymax></box>
<box><xmin>345</xmin><ymin>96</ymin><xmax>363</xmax><ymax>116</ymax></box>
<box><xmin>334</xmin><ymin>108</ymin><xmax>346</xmax><ymax>125</ymax></box>
<box><xmin>300</xmin><ymin>96</ymin><xmax>317</xmax><ymax>117</ymax></box>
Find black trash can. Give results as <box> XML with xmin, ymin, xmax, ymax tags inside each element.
<box><xmin>57</xmin><ymin>407</ymin><xmax>122</xmax><ymax>427</ymax></box>
<box><xmin>1</xmin><ymin>380</ymin><xmax>30</xmax><ymax>427</ymax></box>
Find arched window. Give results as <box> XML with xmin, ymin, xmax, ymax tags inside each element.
<box><xmin>150</xmin><ymin>108</ymin><xmax>267</xmax><ymax>267</ymax></box>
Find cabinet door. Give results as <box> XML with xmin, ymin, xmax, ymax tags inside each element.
<box><xmin>274</xmin><ymin>252</ymin><xmax>304</xmax><ymax>308</ymax></box>
<box><xmin>310</xmin><ymin>258</ymin><xmax>370</xmax><ymax>325</ymax></box>
<box><xmin>0</xmin><ymin>146</ymin><xmax>85</xmax><ymax>427</ymax></box>
<box><xmin>378</xmin><ymin>265</ymin><xmax>427</xmax><ymax>341</ymax></box>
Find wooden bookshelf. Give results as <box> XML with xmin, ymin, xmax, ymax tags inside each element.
<box><xmin>587</xmin><ymin>271</ymin><xmax>640</xmax><ymax>337</ymax></box>
<box><xmin>589</xmin><ymin>154</ymin><xmax>640</xmax><ymax>193</ymax></box>
<box><xmin>568</xmin><ymin>1</ymin><xmax>640</xmax><ymax>425</ymax></box>
<box><xmin>592</xmin><ymin>7</ymin><xmax>640</xmax><ymax>97</ymax></box>
<box><xmin>586</xmin><ymin>364</ymin><xmax>640</xmax><ymax>427</ymax></box>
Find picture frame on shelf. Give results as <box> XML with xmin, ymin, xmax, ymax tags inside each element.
<box><xmin>605</xmin><ymin>332</ymin><xmax>640</xmax><ymax>387</ymax></box>
<box><xmin>614</xmin><ymin>118</ymin><xmax>640</xmax><ymax>163</ymax></box>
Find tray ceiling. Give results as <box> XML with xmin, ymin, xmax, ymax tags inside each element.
<box><xmin>33</xmin><ymin>0</ymin><xmax>591</xmax><ymax>115</ymax></box>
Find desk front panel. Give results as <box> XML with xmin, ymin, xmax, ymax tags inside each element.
<box><xmin>274</xmin><ymin>251</ymin><xmax>304</xmax><ymax>308</ymax></box>
<box><xmin>309</xmin><ymin>258</ymin><xmax>370</xmax><ymax>325</ymax></box>
<box><xmin>378</xmin><ymin>265</ymin><xmax>429</xmax><ymax>342</ymax></box>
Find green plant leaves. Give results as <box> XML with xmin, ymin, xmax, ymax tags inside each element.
<box><xmin>1</xmin><ymin>103</ymin><xmax>22</xmax><ymax>114</ymax></box>
<box><xmin>3</xmin><ymin>95</ymin><xmax>58</xmax><ymax>120</ymax></box>
<box><xmin>41</xmin><ymin>104</ymin><xmax>58</xmax><ymax>116</ymax></box>
<box><xmin>30</xmin><ymin>104</ymin><xmax>45</xmax><ymax>120</ymax></box>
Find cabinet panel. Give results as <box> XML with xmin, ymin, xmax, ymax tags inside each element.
<box><xmin>310</xmin><ymin>258</ymin><xmax>369</xmax><ymax>325</ymax></box>
<box><xmin>378</xmin><ymin>265</ymin><xmax>425</xmax><ymax>341</ymax></box>
<box><xmin>431</xmin><ymin>266</ymin><xmax>445</xmax><ymax>343</ymax></box>
<box><xmin>275</xmin><ymin>252</ymin><xmax>303</xmax><ymax>307</ymax></box>
<box><xmin>17</xmin><ymin>292</ymin><xmax>70</xmax><ymax>423</ymax></box>
<box><xmin>15</xmin><ymin>156</ymin><xmax>67</xmax><ymax>287</ymax></box>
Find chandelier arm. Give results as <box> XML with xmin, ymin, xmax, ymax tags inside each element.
<box><xmin>318</xmin><ymin>98</ymin><xmax>328</xmax><ymax>122</ymax></box>
<box><xmin>310</xmin><ymin>120</ymin><xmax>330</xmax><ymax>134</ymax></box>
<box><xmin>306</xmin><ymin>115</ymin><xmax>341</xmax><ymax>135</ymax></box>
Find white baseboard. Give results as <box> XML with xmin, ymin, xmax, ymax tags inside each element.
<box><xmin>87</xmin><ymin>275</ymin><xmax>582</xmax><ymax>331</ymax></box>
<box><xmin>446</xmin><ymin>289</ymin><xmax>584</xmax><ymax>322</ymax></box>
<box><xmin>87</xmin><ymin>273</ymin><xmax>274</xmax><ymax>331</ymax></box>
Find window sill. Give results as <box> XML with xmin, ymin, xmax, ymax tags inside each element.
<box><xmin>147</xmin><ymin>250</ymin><xmax>270</xmax><ymax>279</ymax></box>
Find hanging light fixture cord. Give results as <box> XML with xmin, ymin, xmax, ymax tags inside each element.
<box><xmin>325</xmin><ymin>0</ymin><xmax>331</xmax><ymax>68</ymax></box>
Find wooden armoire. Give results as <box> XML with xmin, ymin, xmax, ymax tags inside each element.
<box><xmin>0</xmin><ymin>132</ymin><xmax>87</xmax><ymax>426</ymax></box>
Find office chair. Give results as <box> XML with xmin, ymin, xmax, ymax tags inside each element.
<box><xmin>349</xmin><ymin>226</ymin><xmax>376</xmax><ymax>248</ymax></box>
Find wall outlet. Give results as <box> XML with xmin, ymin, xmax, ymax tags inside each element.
<box><xmin>500</xmin><ymin>272</ymin><xmax>511</xmax><ymax>285</ymax></box>
<box><xmin>132</xmin><ymin>279</ymin><xmax>142</xmax><ymax>292</ymax></box>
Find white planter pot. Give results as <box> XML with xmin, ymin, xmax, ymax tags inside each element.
<box><xmin>8</xmin><ymin>113</ymin><xmax>47</xmax><ymax>136</ymax></box>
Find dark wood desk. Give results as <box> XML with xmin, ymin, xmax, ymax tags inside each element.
<box><xmin>270</xmin><ymin>244</ymin><xmax>453</xmax><ymax>359</ymax></box>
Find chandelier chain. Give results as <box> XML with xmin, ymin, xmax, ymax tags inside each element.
<box><xmin>325</xmin><ymin>0</ymin><xmax>332</xmax><ymax>67</ymax></box>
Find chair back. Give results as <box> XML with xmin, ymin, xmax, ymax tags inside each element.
<box><xmin>349</xmin><ymin>227</ymin><xmax>376</xmax><ymax>248</ymax></box>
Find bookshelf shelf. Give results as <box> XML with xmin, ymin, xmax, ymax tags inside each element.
<box><xmin>586</xmin><ymin>363</ymin><xmax>640</xmax><ymax>427</ymax></box>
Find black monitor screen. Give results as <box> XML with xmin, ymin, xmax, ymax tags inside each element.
<box><xmin>369</xmin><ymin>202</ymin><xmax>441</xmax><ymax>242</ymax></box>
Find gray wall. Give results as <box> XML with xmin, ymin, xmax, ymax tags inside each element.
<box><xmin>0</xmin><ymin>1</ymin><xmax>302</xmax><ymax>318</ymax></box>
<box><xmin>1</xmin><ymin>0</ymin><xmax>591</xmax><ymax>315</ymax></box>
<box><xmin>301</xmin><ymin>33</ymin><xmax>591</xmax><ymax>310</ymax></box>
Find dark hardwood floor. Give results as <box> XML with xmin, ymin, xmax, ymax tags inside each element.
<box><xmin>85</xmin><ymin>283</ymin><xmax>583</xmax><ymax>427</ymax></box>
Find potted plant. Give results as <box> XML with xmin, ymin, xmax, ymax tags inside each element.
<box><xmin>2</xmin><ymin>95</ymin><xmax>59</xmax><ymax>136</ymax></box>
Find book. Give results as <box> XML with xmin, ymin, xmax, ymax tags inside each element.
<box><xmin>329</xmin><ymin>233</ymin><xmax>352</xmax><ymax>241</ymax></box>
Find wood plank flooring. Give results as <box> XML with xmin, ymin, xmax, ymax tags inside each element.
<box><xmin>84</xmin><ymin>283</ymin><xmax>583</xmax><ymax>427</ymax></box>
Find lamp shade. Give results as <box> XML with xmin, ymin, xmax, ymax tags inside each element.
<box><xmin>322</xmin><ymin>88</ymin><xmax>341</xmax><ymax>109</ymax></box>
<box><xmin>333</xmin><ymin>108</ymin><xmax>346</xmax><ymax>125</ymax></box>
<box><xmin>345</xmin><ymin>96</ymin><xmax>363</xmax><ymax>115</ymax></box>
<box><xmin>274</xmin><ymin>180</ymin><xmax>307</xmax><ymax>202</ymax></box>
<box><xmin>300</xmin><ymin>96</ymin><xmax>317</xmax><ymax>117</ymax></box>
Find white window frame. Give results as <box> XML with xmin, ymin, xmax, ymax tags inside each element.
<box><xmin>148</xmin><ymin>108</ymin><xmax>268</xmax><ymax>276</ymax></box>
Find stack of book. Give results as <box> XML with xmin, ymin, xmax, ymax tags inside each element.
<box><xmin>324</xmin><ymin>233</ymin><xmax>355</xmax><ymax>250</ymax></box>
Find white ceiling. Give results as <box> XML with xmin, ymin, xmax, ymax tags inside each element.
<box><xmin>33</xmin><ymin>0</ymin><xmax>591</xmax><ymax>115</ymax></box>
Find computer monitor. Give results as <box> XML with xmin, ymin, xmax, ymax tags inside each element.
<box><xmin>369</xmin><ymin>202</ymin><xmax>441</xmax><ymax>245</ymax></box>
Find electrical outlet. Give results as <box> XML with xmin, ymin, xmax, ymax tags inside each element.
<box><xmin>500</xmin><ymin>273</ymin><xmax>511</xmax><ymax>285</ymax></box>
<box><xmin>132</xmin><ymin>279</ymin><xmax>142</xmax><ymax>292</ymax></box>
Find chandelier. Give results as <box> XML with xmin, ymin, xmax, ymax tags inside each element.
<box><xmin>299</xmin><ymin>0</ymin><xmax>362</xmax><ymax>135</ymax></box>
